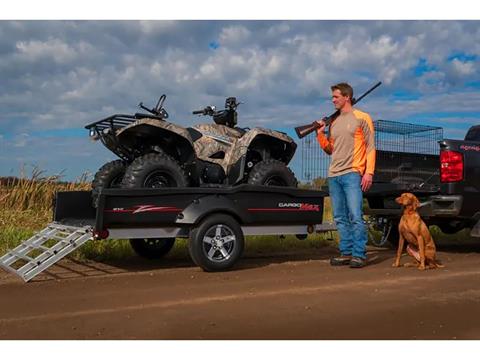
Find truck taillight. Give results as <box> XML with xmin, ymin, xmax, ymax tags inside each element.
<box><xmin>440</xmin><ymin>150</ymin><xmax>464</xmax><ymax>183</ymax></box>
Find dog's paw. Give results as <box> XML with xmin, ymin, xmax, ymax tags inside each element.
<box><xmin>392</xmin><ymin>262</ymin><xmax>400</xmax><ymax>268</ymax></box>
<box><xmin>417</xmin><ymin>264</ymin><xmax>426</xmax><ymax>270</ymax></box>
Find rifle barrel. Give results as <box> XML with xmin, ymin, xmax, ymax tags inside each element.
<box><xmin>352</xmin><ymin>81</ymin><xmax>382</xmax><ymax>105</ymax></box>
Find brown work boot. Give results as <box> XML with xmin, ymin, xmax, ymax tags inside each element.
<box><xmin>349</xmin><ymin>257</ymin><xmax>367</xmax><ymax>268</ymax></box>
<box><xmin>330</xmin><ymin>255</ymin><xmax>352</xmax><ymax>266</ymax></box>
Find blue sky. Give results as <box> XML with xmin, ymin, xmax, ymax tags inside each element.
<box><xmin>0</xmin><ymin>20</ymin><xmax>479</xmax><ymax>181</ymax></box>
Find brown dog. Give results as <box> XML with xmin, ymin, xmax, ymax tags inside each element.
<box><xmin>393</xmin><ymin>193</ymin><xmax>443</xmax><ymax>270</ymax></box>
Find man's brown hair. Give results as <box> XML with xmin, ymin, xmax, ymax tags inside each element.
<box><xmin>331</xmin><ymin>82</ymin><xmax>354</xmax><ymax>102</ymax></box>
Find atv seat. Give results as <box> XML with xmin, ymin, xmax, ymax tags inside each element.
<box><xmin>234</xmin><ymin>127</ymin><xmax>247</xmax><ymax>136</ymax></box>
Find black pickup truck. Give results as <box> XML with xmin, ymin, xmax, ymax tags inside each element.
<box><xmin>364</xmin><ymin>123</ymin><xmax>480</xmax><ymax>245</ymax></box>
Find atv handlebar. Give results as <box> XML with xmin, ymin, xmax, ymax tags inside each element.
<box><xmin>137</xmin><ymin>94</ymin><xmax>169</xmax><ymax>119</ymax></box>
<box><xmin>139</xmin><ymin>102</ymin><xmax>154</xmax><ymax>113</ymax></box>
<box><xmin>192</xmin><ymin>106</ymin><xmax>216</xmax><ymax>116</ymax></box>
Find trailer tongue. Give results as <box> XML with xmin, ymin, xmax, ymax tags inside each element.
<box><xmin>1</xmin><ymin>185</ymin><xmax>335</xmax><ymax>282</ymax></box>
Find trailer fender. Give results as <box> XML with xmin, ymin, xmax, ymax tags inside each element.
<box><xmin>175</xmin><ymin>195</ymin><xmax>251</xmax><ymax>225</ymax></box>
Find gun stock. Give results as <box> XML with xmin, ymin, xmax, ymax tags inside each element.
<box><xmin>295</xmin><ymin>122</ymin><xmax>320</xmax><ymax>139</ymax></box>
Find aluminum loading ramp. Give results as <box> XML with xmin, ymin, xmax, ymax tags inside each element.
<box><xmin>0</xmin><ymin>222</ymin><xmax>93</xmax><ymax>282</ymax></box>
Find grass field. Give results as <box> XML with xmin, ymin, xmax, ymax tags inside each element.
<box><xmin>0</xmin><ymin>170</ymin><xmax>473</xmax><ymax>263</ymax></box>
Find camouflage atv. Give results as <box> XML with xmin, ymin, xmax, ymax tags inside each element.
<box><xmin>86</xmin><ymin>95</ymin><xmax>297</xmax><ymax>257</ymax></box>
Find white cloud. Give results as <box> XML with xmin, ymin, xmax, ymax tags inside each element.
<box><xmin>219</xmin><ymin>25</ymin><xmax>251</xmax><ymax>45</ymax></box>
<box><xmin>451</xmin><ymin>59</ymin><xmax>476</xmax><ymax>76</ymax></box>
<box><xmin>266</xmin><ymin>23</ymin><xmax>290</xmax><ymax>37</ymax></box>
<box><xmin>138</xmin><ymin>20</ymin><xmax>177</xmax><ymax>34</ymax></box>
<box><xmin>13</xmin><ymin>133</ymin><xmax>29</xmax><ymax>147</ymax></box>
<box><xmin>16</xmin><ymin>38</ymin><xmax>77</xmax><ymax>64</ymax></box>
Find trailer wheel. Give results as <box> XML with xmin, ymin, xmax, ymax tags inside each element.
<box><xmin>366</xmin><ymin>216</ymin><xmax>399</xmax><ymax>248</ymax></box>
<box><xmin>129</xmin><ymin>238</ymin><xmax>176</xmax><ymax>259</ymax></box>
<box><xmin>189</xmin><ymin>214</ymin><xmax>244</xmax><ymax>271</ymax></box>
<box><xmin>247</xmin><ymin>160</ymin><xmax>297</xmax><ymax>187</ymax></box>
<box><xmin>92</xmin><ymin>160</ymin><xmax>126</xmax><ymax>207</ymax></box>
<box><xmin>121</xmin><ymin>153</ymin><xmax>188</xmax><ymax>189</ymax></box>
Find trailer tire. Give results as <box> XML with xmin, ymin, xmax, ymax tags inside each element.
<box><xmin>247</xmin><ymin>159</ymin><xmax>297</xmax><ymax>187</ymax></box>
<box><xmin>189</xmin><ymin>214</ymin><xmax>244</xmax><ymax>272</ymax></box>
<box><xmin>92</xmin><ymin>160</ymin><xmax>126</xmax><ymax>207</ymax></box>
<box><xmin>129</xmin><ymin>238</ymin><xmax>176</xmax><ymax>259</ymax></box>
<box><xmin>121</xmin><ymin>153</ymin><xmax>188</xmax><ymax>188</ymax></box>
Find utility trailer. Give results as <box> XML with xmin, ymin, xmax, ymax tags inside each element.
<box><xmin>0</xmin><ymin>185</ymin><xmax>335</xmax><ymax>282</ymax></box>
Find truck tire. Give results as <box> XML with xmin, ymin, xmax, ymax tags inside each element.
<box><xmin>247</xmin><ymin>159</ymin><xmax>298</xmax><ymax>187</ymax></box>
<box><xmin>121</xmin><ymin>153</ymin><xmax>188</xmax><ymax>188</ymax></box>
<box><xmin>92</xmin><ymin>160</ymin><xmax>126</xmax><ymax>207</ymax></box>
<box><xmin>129</xmin><ymin>238</ymin><xmax>175</xmax><ymax>259</ymax></box>
<box><xmin>189</xmin><ymin>214</ymin><xmax>244</xmax><ymax>272</ymax></box>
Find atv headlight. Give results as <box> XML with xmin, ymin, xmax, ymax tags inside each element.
<box><xmin>89</xmin><ymin>129</ymin><xmax>96</xmax><ymax>137</ymax></box>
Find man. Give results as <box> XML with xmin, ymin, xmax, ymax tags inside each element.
<box><xmin>316</xmin><ymin>82</ymin><xmax>376</xmax><ymax>268</ymax></box>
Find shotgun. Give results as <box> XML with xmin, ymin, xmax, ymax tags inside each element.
<box><xmin>294</xmin><ymin>81</ymin><xmax>382</xmax><ymax>139</ymax></box>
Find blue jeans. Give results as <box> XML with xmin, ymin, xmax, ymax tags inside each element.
<box><xmin>328</xmin><ymin>172</ymin><xmax>367</xmax><ymax>259</ymax></box>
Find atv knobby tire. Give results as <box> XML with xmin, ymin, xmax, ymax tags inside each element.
<box><xmin>121</xmin><ymin>153</ymin><xmax>188</xmax><ymax>189</ymax></box>
<box><xmin>130</xmin><ymin>238</ymin><xmax>176</xmax><ymax>260</ymax></box>
<box><xmin>92</xmin><ymin>159</ymin><xmax>126</xmax><ymax>207</ymax></box>
<box><xmin>247</xmin><ymin>159</ymin><xmax>298</xmax><ymax>187</ymax></box>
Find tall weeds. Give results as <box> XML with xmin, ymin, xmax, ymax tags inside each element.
<box><xmin>1</xmin><ymin>166</ymin><xmax>91</xmax><ymax>213</ymax></box>
<box><xmin>0</xmin><ymin>167</ymin><xmax>91</xmax><ymax>255</ymax></box>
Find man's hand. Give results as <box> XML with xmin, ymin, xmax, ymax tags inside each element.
<box><xmin>361</xmin><ymin>173</ymin><xmax>373</xmax><ymax>192</ymax></box>
<box><xmin>315</xmin><ymin>119</ymin><xmax>326</xmax><ymax>133</ymax></box>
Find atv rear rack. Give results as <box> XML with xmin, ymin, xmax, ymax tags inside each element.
<box><xmin>85</xmin><ymin>113</ymin><xmax>166</xmax><ymax>161</ymax></box>
<box><xmin>85</xmin><ymin>113</ymin><xmax>165</xmax><ymax>133</ymax></box>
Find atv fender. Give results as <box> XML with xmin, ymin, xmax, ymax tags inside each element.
<box><xmin>233</xmin><ymin>127</ymin><xmax>297</xmax><ymax>165</ymax></box>
<box><xmin>116</xmin><ymin>118</ymin><xmax>195</xmax><ymax>163</ymax></box>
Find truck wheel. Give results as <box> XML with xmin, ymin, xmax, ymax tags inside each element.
<box><xmin>121</xmin><ymin>153</ymin><xmax>188</xmax><ymax>188</ymax></box>
<box><xmin>130</xmin><ymin>238</ymin><xmax>176</xmax><ymax>259</ymax></box>
<box><xmin>366</xmin><ymin>217</ymin><xmax>399</xmax><ymax>248</ymax></box>
<box><xmin>189</xmin><ymin>214</ymin><xmax>244</xmax><ymax>271</ymax></box>
<box><xmin>92</xmin><ymin>160</ymin><xmax>126</xmax><ymax>207</ymax></box>
<box><xmin>247</xmin><ymin>159</ymin><xmax>297</xmax><ymax>187</ymax></box>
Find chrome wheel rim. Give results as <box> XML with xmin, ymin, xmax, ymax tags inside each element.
<box><xmin>202</xmin><ymin>224</ymin><xmax>236</xmax><ymax>262</ymax></box>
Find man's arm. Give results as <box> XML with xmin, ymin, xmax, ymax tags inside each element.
<box><xmin>358</xmin><ymin>112</ymin><xmax>375</xmax><ymax>191</ymax></box>
<box><xmin>315</xmin><ymin>121</ymin><xmax>334</xmax><ymax>155</ymax></box>
<box><xmin>360</xmin><ymin>113</ymin><xmax>376</xmax><ymax>175</ymax></box>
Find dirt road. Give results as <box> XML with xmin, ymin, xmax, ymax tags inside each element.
<box><xmin>1</xmin><ymin>245</ymin><xmax>480</xmax><ymax>340</ymax></box>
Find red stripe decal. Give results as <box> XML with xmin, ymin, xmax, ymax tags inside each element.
<box><xmin>105</xmin><ymin>207</ymin><xmax>181</xmax><ymax>213</ymax></box>
<box><xmin>247</xmin><ymin>208</ymin><xmax>318</xmax><ymax>212</ymax></box>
